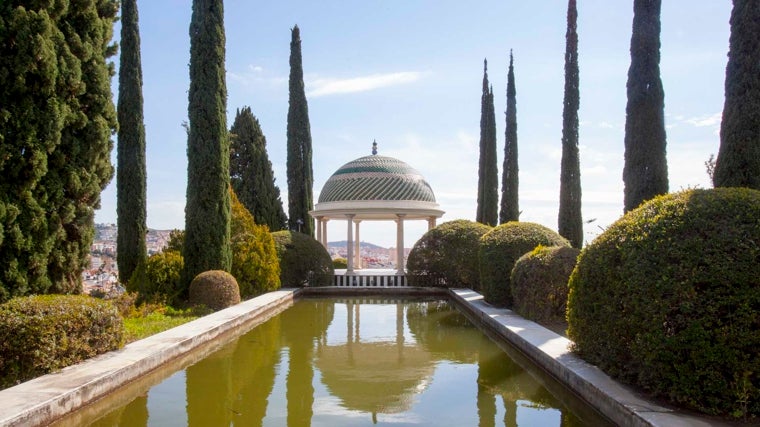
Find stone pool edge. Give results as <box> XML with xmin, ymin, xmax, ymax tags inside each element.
<box><xmin>447</xmin><ymin>288</ymin><xmax>730</xmax><ymax>427</ymax></box>
<box><xmin>0</xmin><ymin>289</ymin><xmax>297</xmax><ymax>427</ymax></box>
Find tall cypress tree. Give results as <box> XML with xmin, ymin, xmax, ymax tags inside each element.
<box><xmin>558</xmin><ymin>0</ymin><xmax>583</xmax><ymax>248</ymax></box>
<box><xmin>45</xmin><ymin>0</ymin><xmax>119</xmax><ymax>294</ymax></box>
<box><xmin>183</xmin><ymin>0</ymin><xmax>232</xmax><ymax>287</ymax></box>
<box><xmin>286</xmin><ymin>25</ymin><xmax>314</xmax><ymax>237</ymax></box>
<box><xmin>623</xmin><ymin>0</ymin><xmax>668</xmax><ymax>212</ymax></box>
<box><xmin>714</xmin><ymin>0</ymin><xmax>760</xmax><ymax>189</ymax></box>
<box><xmin>0</xmin><ymin>2</ymin><xmax>68</xmax><ymax>300</ymax></box>
<box><xmin>476</xmin><ymin>60</ymin><xmax>498</xmax><ymax>225</ymax></box>
<box><xmin>500</xmin><ymin>51</ymin><xmax>520</xmax><ymax>223</ymax></box>
<box><xmin>230</xmin><ymin>106</ymin><xmax>288</xmax><ymax>231</ymax></box>
<box><xmin>117</xmin><ymin>0</ymin><xmax>148</xmax><ymax>283</ymax></box>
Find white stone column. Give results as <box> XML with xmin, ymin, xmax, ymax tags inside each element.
<box><xmin>346</xmin><ymin>214</ymin><xmax>355</xmax><ymax>273</ymax></box>
<box><xmin>427</xmin><ymin>216</ymin><xmax>437</xmax><ymax>230</ymax></box>
<box><xmin>316</xmin><ymin>216</ymin><xmax>323</xmax><ymax>247</ymax></box>
<box><xmin>395</xmin><ymin>214</ymin><xmax>405</xmax><ymax>275</ymax></box>
<box><xmin>321</xmin><ymin>218</ymin><xmax>329</xmax><ymax>247</ymax></box>
<box><xmin>354</xmin><ymin>219</ymin><xmax>362</xmax><ymax>269</ymax></box>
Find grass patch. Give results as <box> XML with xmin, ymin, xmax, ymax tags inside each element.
<box><xmin>123</xmin><ymin>310</ymin><xmax>201</xmax><ymax>343</ymax></box>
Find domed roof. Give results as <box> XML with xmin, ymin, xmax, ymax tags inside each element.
<box><xmin>318</xmin><ymin>155</ymin><xmax>436</xmax><ymax>203</ymax></box>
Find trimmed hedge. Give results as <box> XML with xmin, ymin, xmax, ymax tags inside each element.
<box><xmin>510</xmin><ymin>245</ymin><xmax>579</xmax><ymax>324</ymax></box>
<box><xmin>479</xmin><ymin>222</ymin><xmax>569</xmax><ymax>307</ymax></box>
<box><xmin>567</xmin><ymin>188</ymin><xmax>760</xmax><ymax>418</ymax></box>
<box><xmin>230</xmin><ymin>188</ymin><xmax>281</xmax><ymax>298</ymax></box>
<box><xmin>0</xmin><ymin>295</ymin><xmax>124</xmax><ymax>388</ymax></box>
<box><xmin>189</xmin><ymin>270</ymin><xmax>241</xmax><ymax>311</ymax></box>
<box><xmin>406</xmin><ymin>219</ymin><xmax>492</xmax><ymax>289</ymax></box>
<box><xmin>271</xmin><ymin>231</ymin><xmax>333</xmax><ymax>287</ymax></box>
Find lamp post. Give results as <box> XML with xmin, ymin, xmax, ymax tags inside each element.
<box><xmin>296</xmin><ymin>218</ymin><xmax>303</xmax><ymax>233</ymax></box>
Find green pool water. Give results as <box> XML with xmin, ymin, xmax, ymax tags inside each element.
<box><xmin>55</xmin><ymin>298</ymin><xmax>612</xmax><ymax>426</ymax></box>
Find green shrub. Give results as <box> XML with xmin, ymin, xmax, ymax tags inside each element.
<box><xmin>271</xmin><ymin>230</ymin><xmax>333</xmax><ymax>287</ymax></box>
<box><xmin>479</xmin><ymin>222</ymin><xmax>569</xmax><ymax>307</ymax></box>
<box><xmin>510</xmin><ymin>245</ymin><xmax>579</xmax><ymax>324</ymax></box>
<box><xmin>567</xmin><ymin>188</ymin><xmax>760</xmax><ymax>418</ymax></box>
<box><xmin>407</xmin><ymin>219</ymin><xmax>492</xmax><ymax>289</ymax></box>
<box><xmin>230</xmin><ymin>188</ymin><xmax>281</xmax><ymax>298</ymax></box>
<box><xmin>0</xmin><ymin>295</ymin><xmax>124</xmax><ymax>388</ymax></box>
<box><xmin>188</xmin><ymin>270</ymin><xmax>241</xmax><ymax>311</ymax></box>
<box><xmin>143</xmin><ymin>250</ymin><xmax>184</xmax><ymax>305</ymax></box>
<box><xmin>332</xmin><ymin>257</ymin><xmax>348</xmax><ymax>269</ymax></box>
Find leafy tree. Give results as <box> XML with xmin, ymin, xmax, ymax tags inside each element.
<box><xmin>230</xmin><ymin>107</ymin><xmax>287</xmax><ymax>231</ymax></box>
<box><xmin>183</xmin><ymin>0</ymin><xmax>232</xmax><ymax>288</ymax></box>
<box><xmin>714</xmin><ymin>0</ymin><xmax>760</xmax><ymax>189</ymax></box>
<box><xmin>286</xmin><ymin>25</ymin><xmax>314</xmax><ymax>236</ymax></box>
<box><xmin>558</xmin><ymin>0</ymin><xmax>583</xmax><ymax>248</ymax></box>
<box><xmin>117</xmin><ymin>0</ymin><xmax>148</xmax><ymax>282</ymax></box>
<box><xmin>229</xmin><ymin>187</ymin><xmax>280</xmax><ymax>298</ymax></box>
<box><xmin>0</xmin><ymin>1</ymin><xmax>119</xmax><ymax>302</ymax></box>
<box><xmin>477</xmin><ymin>60</ymin><xmax>498</xmax><ymax>226</ymax></box>
<box><xmin>623</xmin><ymin>0</ymin><xmax>668</xmax><ymax>212</ymax></box>
<box><xmin>500</xmin><ymin>51</ymin><xmax>520</xmax><ymax>223</ymax></box>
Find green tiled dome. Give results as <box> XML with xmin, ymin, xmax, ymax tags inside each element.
<box><xmin>318</xmin><ymin>155</ymin><xmax>436</xmax><ymax>203</ymax></box>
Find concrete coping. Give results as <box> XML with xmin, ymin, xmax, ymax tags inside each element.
<box><xmin>0</xmin><ymin>287</ymin><xmax>735</xmax><ymax>427</ymax></box>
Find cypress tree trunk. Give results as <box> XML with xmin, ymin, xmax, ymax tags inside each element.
<box><xmin>714</xmin><ymin>0</ymin><xmax>760</xmax><ymax>189</ymax></box>
<box><xmin>286</xmin><ymin>26</ymin><xmax>315</xmax><ymax>237</ymax></box>
<box><xmin>45</xmin><ymin>0</ymin><xmax>119</xmax><ymax>294</ymax></box>
<box><xmin>500</xmin><ymin>52</ymin><xmax>520</xmax><ymax>223</ymax></box>
<box><xmin>117</xmin><ymin>0</ymin><xmax>148</xmax><ymax>284</ymax></box>
<box><xmin>477</xmin><ymin>60</ymin><xmax>497</xmax><ymax>225</ymax></box>
<box><xmin>183</xmin><ymin>0</ymin><xmax>232</xmax><ymax>288</ymax></box>
<box><xmin>623</xmin><ymin>0</ymin><xmax>668</xmax><ymax>212</ymax></box>
<box><xmin>558</xmin><ymin>0</ymin><xmax>583</xmax><ymax>248</ymax></box>
<box><xmin>230</xmin><ymin>107</ymin><xmax>287</xmax><ymax>231</ymax></box>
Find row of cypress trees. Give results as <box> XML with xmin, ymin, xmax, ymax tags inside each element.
<box><xmin>474</xmin><ymin>52</ymin><xmax>523</xmax><ymax>228</ymax></box>
<box><xmin>477</xmin><ymin>0</ymin><xmax>760</xmax><ymax>249</ymax></box>
<box><xmin>477</xmin><ymin>2</ymin><xmax>579</xmax><ymax>247</ymax></box>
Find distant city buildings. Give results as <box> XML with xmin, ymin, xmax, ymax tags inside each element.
<box><xmin>326</xmin><ymin>241</ymin><xmax>410</xmax><ymax>269</ymax></box>
<box><xmin>84</xmin><ymin>224</ymin><xmax>174</xmax><ymax>294</ymax></box>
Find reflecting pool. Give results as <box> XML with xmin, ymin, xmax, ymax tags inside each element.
<box><xmin>54</xmin><ymin>298</ymin><xmax>612</xmax><ymax>426</ymax></box>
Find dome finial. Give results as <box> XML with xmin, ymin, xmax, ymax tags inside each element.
<box><xmin>372</xmin><ymin>139</ymin><xmax>378</xmax><ymax>155</ymax></box>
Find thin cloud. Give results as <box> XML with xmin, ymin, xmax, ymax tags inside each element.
<box><xmin>308</xmin><ymin>71</ymin><xmax>424</xmax><ymax>97</ymax></box>
<box><xmin>684</xmin><ymin>112</ymin><xmax>722</xmax><ymax>128</ymax></box>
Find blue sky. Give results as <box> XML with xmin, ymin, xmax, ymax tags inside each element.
<box><xmin>97</xmin><ymin>1</ymin><xmax>732</xmax><ymax>248</ymax></box>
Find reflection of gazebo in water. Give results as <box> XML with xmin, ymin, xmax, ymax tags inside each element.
<box><xmin>310</xmin><ymin>141</ymin><xmax>445</xmax><ymax>276</ymax></box>
<box><xmin>315</xmin><ymin>301</ymin><xmax>434</xmax><ymax>421</ymax></box>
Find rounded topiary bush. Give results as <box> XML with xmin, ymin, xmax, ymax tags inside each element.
<box><xmin>510</xmin><ymin>245</ymin><xmax>580</xmax><ymax>324</ymax></box>
<box><xmin>0</xmin><ymin>295</ymin><xmax>124</xmax><ymax>388</ymax></box>
<box><xmin>567</xmin><ymin>188</ymin><xmax>760</xmax><ymax>418</ymax></box>
<box><xmin>272</xmin><ymin>231</ymin><xmax>334</xmax><ymax>287</ymax></box>
<box><xmin>407</xmin><ymin>219</ymin><xmax>492</xmax><ymax>289</ymax></box>
<box><xmin>188</xmin><ymin>270</ymin><xmax>241</xmax><ymax>311</ymax></box>
<box><xmin>479</xmin><ymin>222</ymin><xmax>570</xmax><ymax>307</ymax></box>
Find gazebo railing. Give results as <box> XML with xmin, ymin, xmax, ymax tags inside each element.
<box><xmin>329</xmin><ymin>272</ymin><xmax>449</xmax><ymax>287</ymax></box>
<box><xmin>333</xmin><ymin>274</ymin><xmax>407</xmax><ymax>287</ymax></box>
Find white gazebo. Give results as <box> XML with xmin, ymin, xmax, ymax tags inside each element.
<box><xmin>310</xmin><ymin>142</ymin><xmax>445</xmax><ymax>275</ymax></box>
